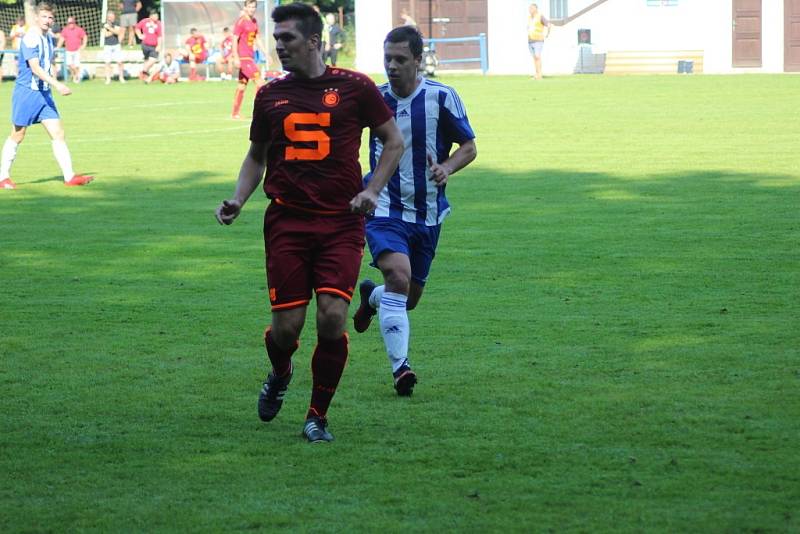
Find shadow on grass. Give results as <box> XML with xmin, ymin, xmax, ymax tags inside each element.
<box><xmin>1</xmin><ymin>165</ymin><xmax>797</xmax><ymax>362</ymax></box>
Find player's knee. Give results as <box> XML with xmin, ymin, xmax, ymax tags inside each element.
<box><xmin>316</xmin><ymin>300</ymin><xmax>347</xmax><ymax>336</ymax></box>
<box><xmin>270</xmin><ymin>323</ymin><xmax>301</xmax><ymax>348</ymax></box>
<box><xmin>383</xmin><ymin>269</ymin><xmax>411</xmax><ymax>295</ymax></box>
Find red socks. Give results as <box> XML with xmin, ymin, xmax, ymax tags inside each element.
<box><xmin>308</xmin><ymin>334</ymin><xmax>349</xmax><ymax>421</ymax></box>
<box><xmin>232</xmin><ymin>88</ymin><xmax>245</xmax><ymax>116</ymax></box>
<box><xmin>264</xmin><ymin>329</ymin><xmax>297</xmax><ymax>378</ymax></box>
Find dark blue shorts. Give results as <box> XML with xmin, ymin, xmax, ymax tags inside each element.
<box><xmin>365</xmin><ymin>216</ymin><xmax>441</xmax><ymax>287</ymax></box>
<box><xmin>11</xmin><ymin>88</ymin><xmax>59</xmax><ymax>127</ymax></box>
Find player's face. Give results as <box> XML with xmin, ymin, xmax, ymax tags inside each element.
<box><xmin>36</xmin><ymin>10</ymin><xmax>54</xmax><ymax>32</ymax></box>
<box><xmin>274</xmin><ymin>19</ymin><xmax>317</xmax><ymax>73</ymax></box>
<box><xmin>384</xmin><ymin>41</ymin><xmax>420</xmax><ymax>88</ymax></box>
<box><xmin>244</xmin><ymin>3</ymin><xmax>257</xmax><ymax>18</ymax></box>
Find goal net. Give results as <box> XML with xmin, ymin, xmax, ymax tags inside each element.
<box><xmin>0</xmin><ymin>0</ymin><xmax>104</xmax><ymax>46</ymax></box>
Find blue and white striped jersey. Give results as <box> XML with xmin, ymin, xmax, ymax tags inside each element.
<box><xmin>366</xmin><ymin>77</ymin><xmax>475</xmax><ymax>226</ymax></box>
<box><xmin>17</xmin><ymin>30</ymin><xmax>55</xmax><ymax>92</ymax></box>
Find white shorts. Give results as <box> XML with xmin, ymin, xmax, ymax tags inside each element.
<box><xmin>65</xmin><ymin>50</ymin><xmax>81</xmax><ymax>67</ymax></box>
<box><xmin>104</xmin><ymin>44</ymin><xmax>122</xmax><ymax>63</ymax></box>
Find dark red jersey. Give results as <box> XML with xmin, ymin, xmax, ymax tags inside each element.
<box><xmin>250</xmin><ymin>67</ymin><xmax>394</xmax><ymax>213</ymax></box>
<box><xmin>234</xmin><ymin>15</ymin><xmax>258</xmax><ymax>58</ymax></box>
<box><xmin>221</xmin><ymin>35</ymin><xmax>234</xmax><ymax>58</ymax></box>
<box><xmin>185</xmin><ymin>35</ymin><xmax>207</xmax><ymax>57</ymax></box>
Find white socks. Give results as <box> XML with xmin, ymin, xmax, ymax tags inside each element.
<box><xmin>368</xmin><ymin>284</ymin><xmax>385</xmax><ymax>310</ymax></box>
<box><xmin>0</xmin><ymin>138</ymin><xmax>18</xmax><ymax>180</ymax></box>
<box><xmin>51</xmin><ymin>140</ymin><xmax>74</xmax><ymax>181</ymax></box>
<box><xmin>378</xmin><ymin>291</ymin><xmax>410</xmax><ymax>373</ymax></box>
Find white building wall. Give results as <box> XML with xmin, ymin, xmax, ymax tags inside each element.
<box><xmin>487</xmin><ymin>0</ymin><xmax>531</xmax><ymax>74</ymax></box>
<box><xmin>355</xmin><ymin>0</ymin><xmax>787</xmax><ymax>76</ymax></box>
<box><xmin>355</xmin><ymin>0</ymin><xmax>392</xmax><ymax>74</ymax></box>
<box><xmin>762</xmin><ymin>2</ymin><xmax>785</xmax><ymax>72</ymax></box>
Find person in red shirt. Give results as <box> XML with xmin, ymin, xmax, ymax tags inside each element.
<box><xmin>215</xmin><ymin>27</ymin><xmax>234</xmax><ymax>80</ymax></box>
<box><xmin>56</xmin><ymin>17</ymin><xmax>87</xmax><ymax>83</ymax></box>
<box><xmin>135</xmin><ymin>11</ymin><xmax>162</xmax><ymax>81</ymax></box>
<box><xmin>230</xmin><ymin>0</ymin><xmax>266</xmax><ymax>118</ymax></box>
<box><xmin>215</xmin><ymin>3</ymin><xmax>403</xmax><ymax>443</ymax></box>
<box><xmin>184</xmin><ymin>27</ymin><xmax>207</xmax><ymax>81</ymax></box>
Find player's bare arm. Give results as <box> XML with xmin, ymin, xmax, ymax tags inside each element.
<box><xmin>216</xmin><ymin>140</ymin><xmax>270</xmax><ymax>225</ymax></box>
<box><xmin>350</xmin><ymin>118</ymin><xmax>403</xmax><ymax>215</ymax></box>
<box><xmin>27</xmin><ymin>58</ymin><xmax>70</xmax><ymax>96</ymax></box>
<box><xmin>427</xmin><ymin>138</ymin><xmax>477</xmax><ymax>186</ymax></box>
<box><xmin>254</xmin><ymin>36</ymin><xmax>267</xmax><ymax>55</ymax></box>
<box><xmin>231</xmin><ymin>35</ymin><xmax>240</xmax><ymax>67</ymax></box>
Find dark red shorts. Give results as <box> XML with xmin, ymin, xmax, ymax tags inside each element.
<box><xmin>238</xmin><ymin>57</ymin><xmax>261</xmax><ymax>83</ymax></box>
<box><xmin>263</xmin><ymin>202</ymin><xmax>365</xmax><ymax>311</ymax></box>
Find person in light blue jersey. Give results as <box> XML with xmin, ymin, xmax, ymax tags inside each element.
<box><xmin>0</xmin><ymin>3</ymin><xmax>93</xmax><ymax>190</ymax></box>
<box><xmin>352</xmin><ymin>25</ymin><xmax>477</xmax><ymax>396</ymax></box>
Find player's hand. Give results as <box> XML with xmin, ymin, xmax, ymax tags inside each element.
<box><xmin>215</xmin><ymin>199</ymin><xmax>241</xmax><ymax>225</ymax></box>
<box><xmin>233</xmin><ymin>57</ymin><xmax>241</xmax><ymax>68</ymax></box>
<box><xmin>349</xmin><ymin>190</ymin><xmax>377</xmax><ymax>216</ymax></box>
<box><xmin>56</xmin><ymin>83</ymin><xmax>72</xmax><ymax>96</ymax></box>
<box><xmin>427</xmin><ymin>154</ymin><xmax>450</xmax><ymax>186</ymax></box>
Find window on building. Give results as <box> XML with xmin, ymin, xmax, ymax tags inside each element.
<box><xmin>550</xmin><ymin>0</ymin><xmax>568</xmax><ymax>21</ymax></box>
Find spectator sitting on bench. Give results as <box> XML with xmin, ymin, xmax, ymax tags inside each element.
<box><xmin>183</xmin><ymin>27</ymin><xmax>207</xmax><ymax>81</ymax></box>
<box><xmin>214</xmin><ymin>26</ymin><xmax>234</xmax><ymax>81</ymax></box>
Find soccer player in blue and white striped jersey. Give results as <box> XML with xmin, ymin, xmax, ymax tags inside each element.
<box><xmin>353</xmin><ymin>25</ymin><xmax>477</xmax><ymax>396</ymax></box>
<box><xmin>0</xmin><ymin>3</ymin><xmax>93</xmax><ymax>190</ymax></box>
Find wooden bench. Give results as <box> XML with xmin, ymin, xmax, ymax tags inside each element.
<box><xmin>604</xmin><ymin>50</ymin><xmax>704</xmax><ymax>75</ymax></box>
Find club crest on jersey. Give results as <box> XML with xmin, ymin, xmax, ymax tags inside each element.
<box><xmin>322</xmin><ymin>88</ymin><xmax>340</xmax><ymax>108</ymax></box>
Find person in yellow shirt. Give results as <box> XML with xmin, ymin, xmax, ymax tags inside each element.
<box><xmin>0</xmin><ymin>29</ymin><xmax>6</xmax><ymax>82</ymax></box>
<box><xmin>9</xmin><ymin>16</ymin><xmax>29</xmax><ymax>79</ymax></box>
<box><xmin>527</xmin><ymin>3</ymin><xmax>551</xmax><ymax>80</ymax></box>
<box><xmin>10</xmin><ymin>16</ymin><xmax>27</xmax><ymax>47</ymax></box>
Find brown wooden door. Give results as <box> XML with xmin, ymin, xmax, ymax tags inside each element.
<box><xmin>393</xmin><ymin>0</ymin><xmax>487</xmax><ymax>70</ymax></box>
<box><xmin>732</xmin><ymin>0</ymin><xmax>762</xmax><ymax>67</ymax></box>
<box><xmin>786</xmin><ymin>0</ymin><xmax>800</xmax><ymax>71</ymax></box>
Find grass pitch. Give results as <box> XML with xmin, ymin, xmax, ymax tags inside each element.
<box><xmin>1</xmin><ymin>73</ymin><xmax>799</xmax><ymax>532</ymax></box>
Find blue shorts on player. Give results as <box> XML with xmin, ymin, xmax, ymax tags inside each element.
<box><xmin>365</xmin><ymin>217</ymin><xmax>442</xmax><ymax>287</ymax></box>
<box><xmin>12</xmin><ymin>88</ymin><xmax>60</xmax><ymax>127</ymax></box>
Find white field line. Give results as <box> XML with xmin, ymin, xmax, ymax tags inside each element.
<box><xmin>76</xmin><ymin>100</ymin><xmax>221</xmax><ymax>112</ymax></box>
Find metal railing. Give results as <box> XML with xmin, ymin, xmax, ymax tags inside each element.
<box><xmin>424</xmin><ymin>33</ymin><xmax>488</xmax><ymax>74</ymax></box>
<box><xmin>0</xmin><ymin>48</ymin><xmax>69</xmax><ymax>81</ymax></box>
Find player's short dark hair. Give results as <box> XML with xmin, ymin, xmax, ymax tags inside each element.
<box><xmin>36</xmin><ymin>2</ymin><xmax>55</xmax><ymax>14</ymax></box>
<box><xmin>385</xmin><ymin>25</ymin><xmax>424</xmax><ymax>59</ymax></box>
<box><xmin>272</xmin><ymin>3</ymin><xmax>323</xmax><ymax>41</ymax></box>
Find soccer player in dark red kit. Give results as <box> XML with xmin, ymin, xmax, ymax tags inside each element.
<box><xmin>215</xmin><ymin>3</ymin><xmax>403</xmax><ymax>443</ymax></box>
<box><xmin>230</xmin><ymin>0</ymin><xmax>265</xmax><ymax>119</ymax></box>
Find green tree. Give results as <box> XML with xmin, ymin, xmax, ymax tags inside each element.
<box><xmin>279</xmin><ymin>0</ymin><xmax>354</xmax><ymax>12</ymax></box>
